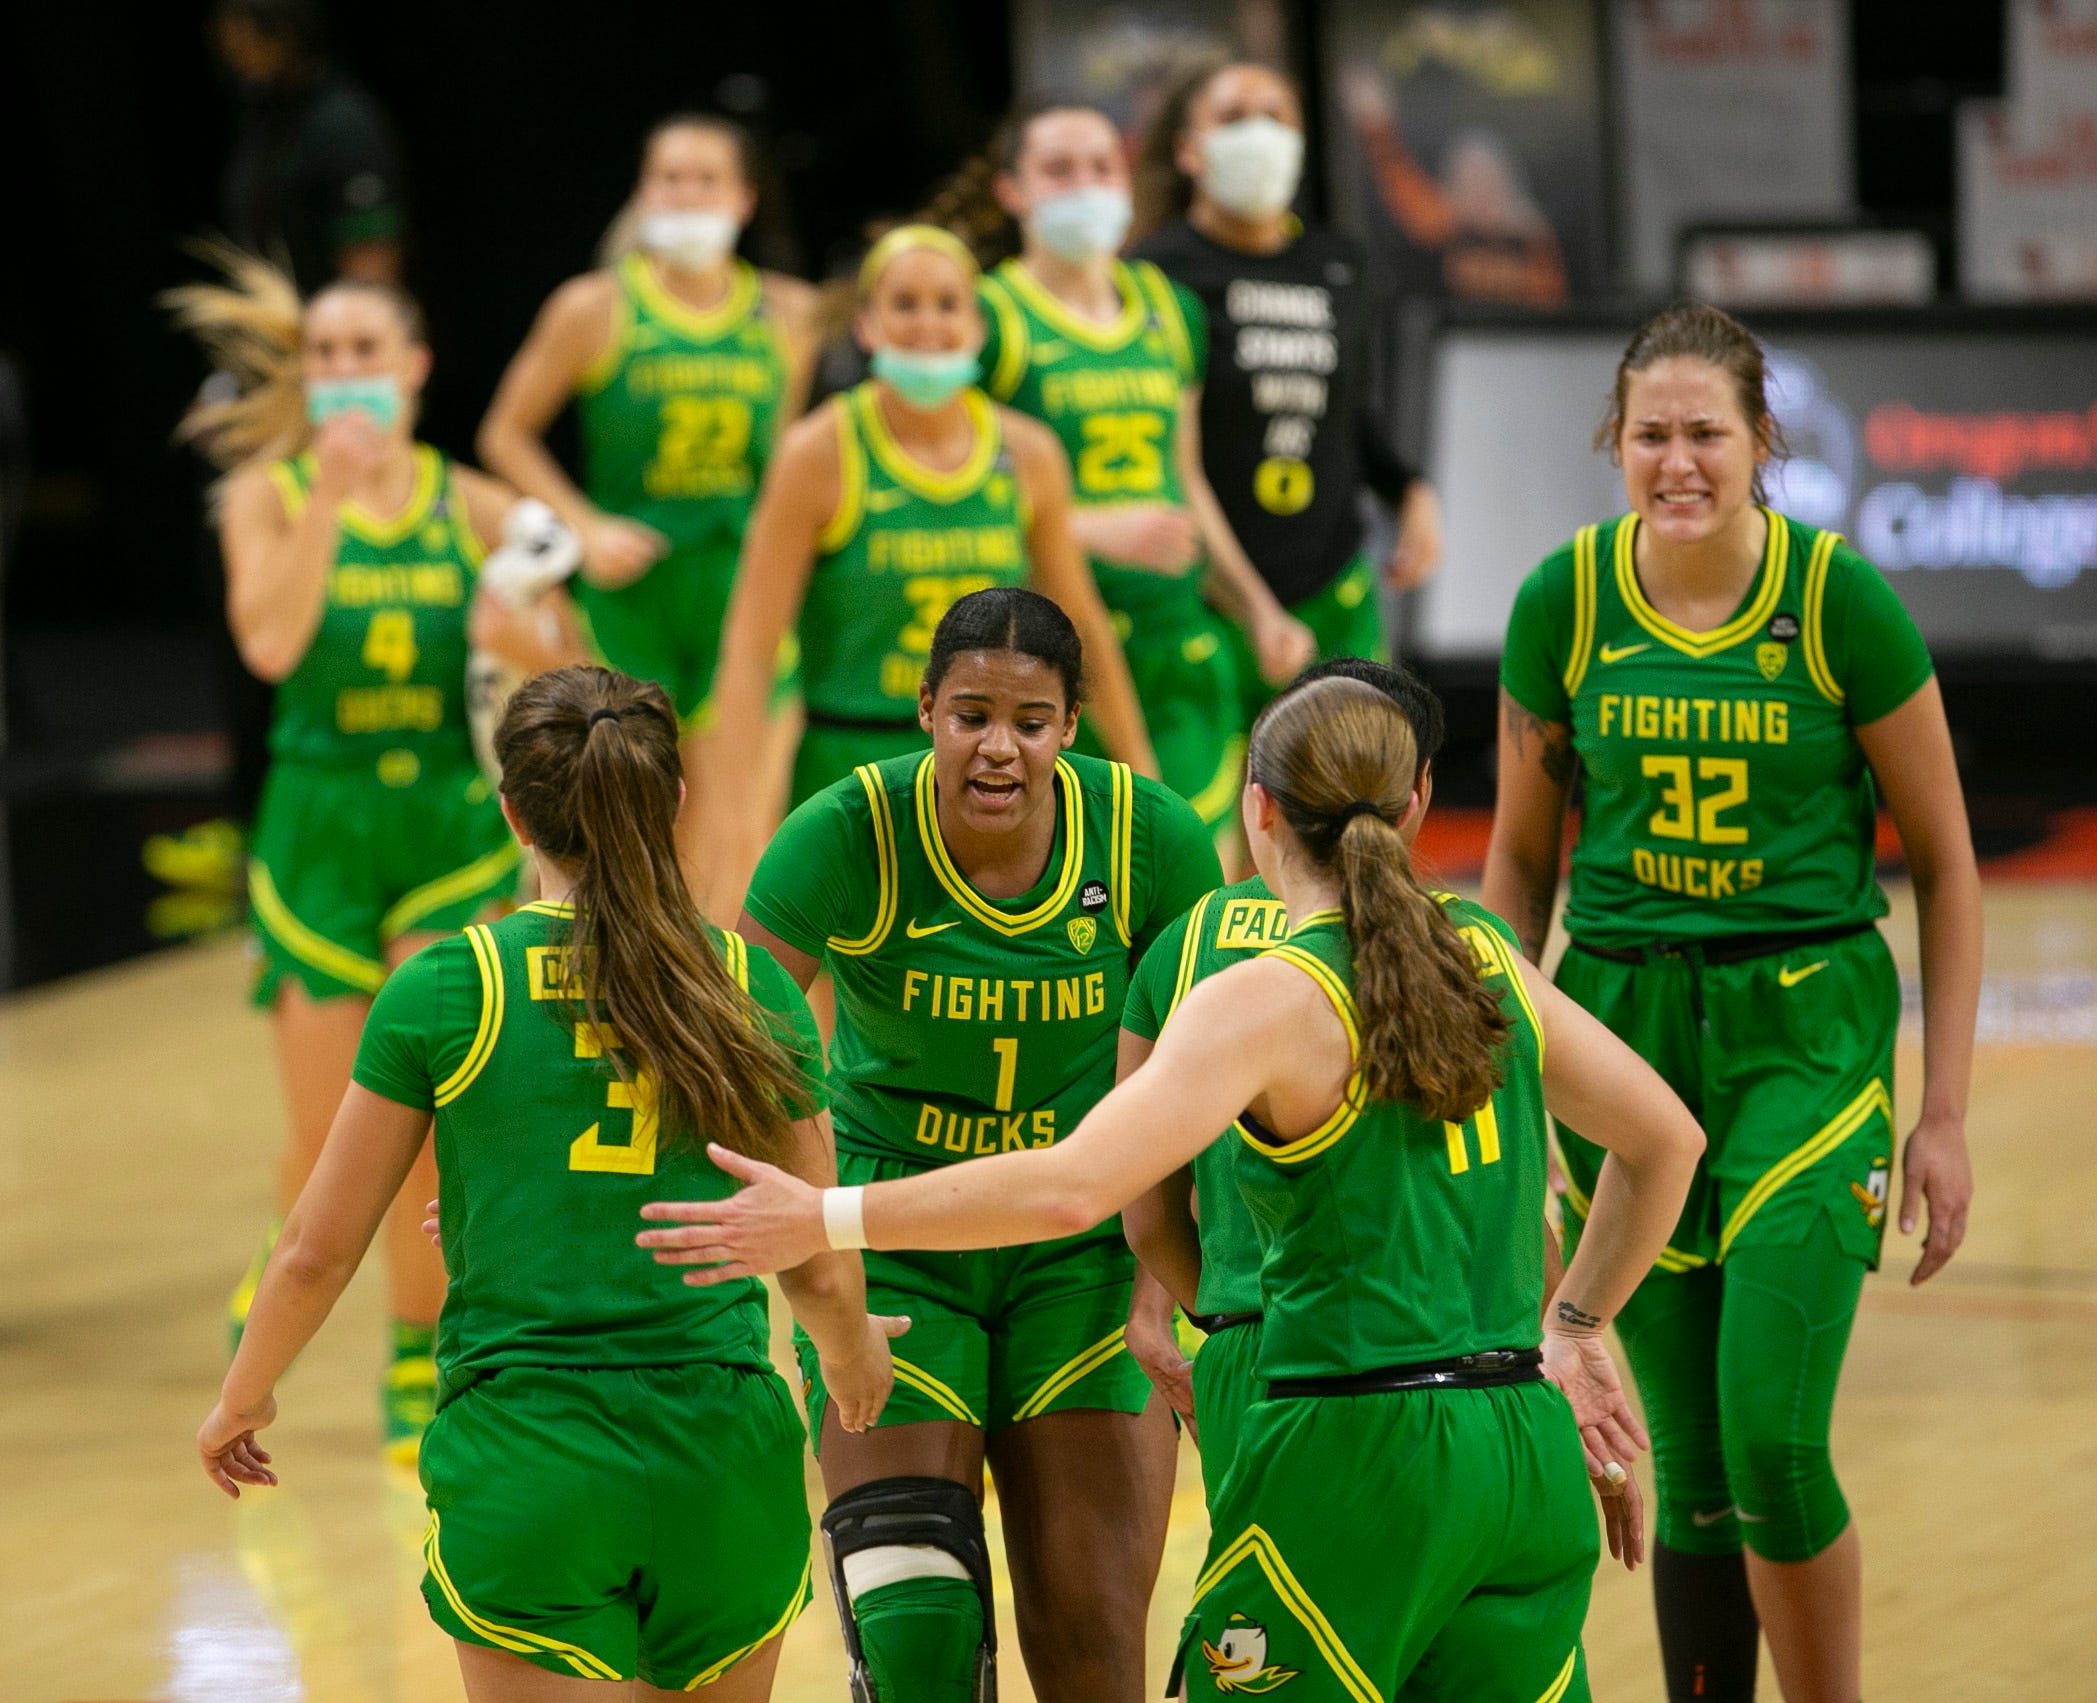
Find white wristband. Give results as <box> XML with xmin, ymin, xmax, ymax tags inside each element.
<box><xmin>822</xmin><ymin>1185</ymin><xmax>869</xmax><ymax>1251</ymax></box>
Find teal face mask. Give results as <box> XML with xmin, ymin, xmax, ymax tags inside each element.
<box><xmin>306</xmin><ymin>375</ymin><xmax>402</xmax><ymax>431</ymax></box>
<box><xmin>869</xmin><ymin>346</ymin><xmax>981</xmax><ymax>411</ymax></box>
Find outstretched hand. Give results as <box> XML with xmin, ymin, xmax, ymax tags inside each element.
<box><xmin>198</xmin><ymin>1395</ymin><xmax>279</xmax><ymax>1499</ymax></box>
<box><xmin>637</xmin><ymin>1146</ymin><xmax>829</xmax><ymax>1281</ymax></box>
<box><xmin>1541</xmin><ymin>1327</ymin><xmax>1649</xmax><ymax>1480</ymax></box>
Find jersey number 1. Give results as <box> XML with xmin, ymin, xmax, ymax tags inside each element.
<box><xmin>569</xmin><ymin>1023</ymin><xmax>659</xmax><ymax>1175</ymax></box>
<box><xmin>1445</xmin><ymin>1102</ymin><xmax>1501</xmax><ymax>1175</ymax></box>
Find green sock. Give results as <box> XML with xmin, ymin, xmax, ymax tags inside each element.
<box><xmin>390</xmin><ymin>1318</ymin><xmax>436</xmax><ymax>1361</ymax></box>
<box><xmin>854</xmin><ymin>1575</ymin><xmax>983</xmax><ymax>1703</ymax></box>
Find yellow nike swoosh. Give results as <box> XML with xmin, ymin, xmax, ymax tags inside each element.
<box><xmin>1777</xmin><ymin>960</ymin><xmax>1829</xmax><ymax>988</ymax></box>
<box><xmin>905</xmin><ymin>918</ymin><xmax>962</xmax><ymax>938</ymax></box>
<box><xmin>1598</xmin><ymin>641</ymin><xmax>1650</xmax><ymax>664</ymax></box>
<box><xmin>865</xmin><ymin>488</ymin><xmax>911</xmax><ymax>512</ymax></box>
<box><xmin>1031</xmin><ymin>341</ymin><xmax>1071</xmax><ymax>365</ymax></box>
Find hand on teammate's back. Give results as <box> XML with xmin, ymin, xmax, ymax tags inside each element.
<box><xmin>636</xmin><ymin>1146</ymin><xmax>826</xmax><ymax>1280</ymax></box>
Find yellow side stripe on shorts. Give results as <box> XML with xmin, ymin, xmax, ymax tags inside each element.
<box><xmin>1010</xmin><ymin>1325</ymin><xmax>1128</xmax><ymax>1423</ymax></box>
<box><xmin>1190</xmin><ymin>1524</ymin><xmax>1382</xmax><ymax>1703</ymax></box>
<box><xmin>434</xmin><ymin>925</ymin><xmax>504</xmax><ymax>1107</ymax></box>
<box><xmin>890</xmin><ymin>1356</ymin><xmax>982</xmax><ymax>1427</ymax></box>
<box><xmin>1186</xmin><ymin>734</ymin><xmax>1247</xmax><ymax>830</ymax></box>
<box><xmin>380</xmin><ymin>839</ymin><xmax>520</xmax><ymax>941</ymax></box>
<box><xmin>1533</xmin><ymin>1645</ymin><xmax>1580</xmax><ymax>1703</ymax></box>
<box><xmin>683</xmin><ymin>1553</ymin><xmax>812</xmax><ymax>1689</ymax></box>
<box><xmin>1719</xmin><ymin>1079</ymin><xmax>1891</xmax><ymax>1261</ymax></box>
<box><xmin>423</xmin><ymin>1510</ymin><xmax>623</xmax><ymax>1681</ymax></box>
<box><xmin>249</xmin><ymin>862</ymin><xmax>387</xmax><ymax>993</ymax></box>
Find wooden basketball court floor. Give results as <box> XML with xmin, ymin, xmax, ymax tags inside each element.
<box><xmin>4</xmin><ymin>880</ymin><xmax>2093</xmax><ymax>1702</ymax></box>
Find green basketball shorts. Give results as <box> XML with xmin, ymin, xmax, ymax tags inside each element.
<box><xmin>1190</xmin><ymin>1318</ymin><xmax>1263</xmax><ymax>1519</ymax></box>
<box><xmin>797</xmin><ymin>1150</ymin><xmax>1153</xmax><ymax>1441</ymax></box>
<box><xmin>419</xmin><ymin>1361</ymin><xmax>811</xmax><ymax>1689</ymax></box>
<box><xmin>247</xmin><ymin>756</ymin><xmax>517</xmax><ymax>1007</ymax></box>
<box><xmin>1553</xmin><ymin>925</ymin><xmax>1900</xmax><ymax>1271</ymax></box>
<box><xmin>1178</xmin><ymin>1379</ymin><xmax>1594</xmax><ymax>1702</ymax></box>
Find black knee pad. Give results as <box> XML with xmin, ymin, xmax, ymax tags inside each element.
<box><xmin>820</xmin><ymin>1475</ymin><xmax>998</xmax><ymax>1702</ymax></box>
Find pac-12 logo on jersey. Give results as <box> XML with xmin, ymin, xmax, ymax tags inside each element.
<box><xmin>1756</xmin><ymin>642</ymin><xmax>1788</xmax><ymax>680</ymax></box>
<box><xmin>1203</xmin><ymin>1615</ymin><xmax>1299</xmax><ymax>1693</ymax></box>
<box><xmin>1067</xmin><ymin>917</ymin><xmax>1097</xmax><ymax>954</ymax></box>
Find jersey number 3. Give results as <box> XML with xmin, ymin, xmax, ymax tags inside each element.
<box><xmin>568</xmin><ymin>1023</ymin><xmax>659</xmax><ymax>1175</ymax></box>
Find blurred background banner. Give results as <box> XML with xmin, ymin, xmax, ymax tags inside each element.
<box><xmin>1319</xmin><ymin>0</ymin><xmax>1607</xmax><ymax>311</ymax></box>
<box><xmin>1612</xmin><ymin>0</ymin><xmax>1854</xmax><ymax>292</ymax></box>
<box><xmin>1011</xmin><ymin>0</ymin><xmax>1301</xmax><ymax>141</ymax></box>
<box><xmin>1410</xmin><ymin>312</ymin><xmax>2097</xmax><ymax>660</ymax></box>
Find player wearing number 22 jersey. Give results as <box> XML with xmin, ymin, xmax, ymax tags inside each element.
<box><xmin>248</xmin><ymin>445</ymin><xmax>518</xmax><ymax>1008</ymax></box>
<box><xmin>745</xmin><ymin>749</ymin><xmax>1219</xmax><ymax>1437</ymax></box>
<box><xmin>1501</xmin><ymin>507</ymin><xmax>1933</xmax><ymax>1275</ymax></box>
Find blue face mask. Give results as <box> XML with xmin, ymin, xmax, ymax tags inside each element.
<box><xmin>869</xmin><ymin>346</ymin><xmax>982</xmax><ymax>411</ymax></box>
<box><xmin>306</xmin><ymin>375</ymin><xmax>402</xmax><ymax>431</ymax></box>
<box><xmin>1031</xmin><ymin>185</ymin><xmax>1132</xmax><ymax>262</ymax></box>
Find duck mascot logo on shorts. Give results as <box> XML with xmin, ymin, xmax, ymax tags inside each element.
<box><xmin>1203</xmin><ymin>1614</ymin><xmax>1299</xmax><ymax>1692</ymax></box>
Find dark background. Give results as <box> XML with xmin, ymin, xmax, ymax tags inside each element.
<box><xmin>0</xmin><ymin>0</ymin><xmax>2027</xmax><ymax>985</ymax></box>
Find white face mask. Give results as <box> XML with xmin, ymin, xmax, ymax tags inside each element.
<box><xmin>1031</xmin><ymin>185</ymin><xmax>1133</xmax><ymax>262</ymax></box>
<box><xmin>639</xmin><ymin>209</ymin><xmax>741</xmax><ymax>269</ymax></box>
<box><xmin>1199</xmin><ymin>117</ymin><xmax>1304</xmax><ymax>219</ymax></box>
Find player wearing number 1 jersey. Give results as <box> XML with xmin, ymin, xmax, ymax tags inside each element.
<box><xmin>172</xmin><ymin>260</ymin><xmax>534</xmax><ymax>1460</ymax></box>
<box><xmin>734</xmin><ymin>589</ymin><xmax>1217</xmax><ymax>1703</ymax></box>
<box><xmin>198</xmin><ymin>667</ymin><xmax>900</xmax><ymax>1703</ymax></box>
<box><xmin>1484</xmin><ymin>305</ymin><xmax>1980</xmax><ymax>1703</ymax></box>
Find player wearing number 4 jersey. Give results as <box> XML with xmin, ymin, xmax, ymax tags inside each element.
<box><xmin>648</xmin><ymin>674</ymin><xmax>1706</xmax><ymax>1703</ymax></box>
<box><xmin>199</xmin><ymin>666</ymin><xmax>901</xmax><ymax>1703</ymax></box>
<box><xmin>171</xmin><ymin>259</ymin><xmax>548</xmax><ymax>1460</ymax></box>
<box><xmin>479</xmin><ymin>114</ymin><xmax>817</xmax><ymax>892</ymax></box>
<box><xmin>1485</xmin><ymin>304</ymin><xmax>1980</xmax><ymax>1703</ymax></box>
<box><xmin>731</xmin><ymin>589</ymin><xmax>1218</xmax><ymax>1703</ymax></box>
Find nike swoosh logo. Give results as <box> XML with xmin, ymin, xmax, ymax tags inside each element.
<box><xmin>905</xmin><ymin>918</ymin><xmax>962</xmax><ymax>938</ymax></box>
<box><xmin>1736</xmin><ymin>1511</ymin><xmax>1770</xmax><ymax>1523</ymax></box>
<box><xmin>1778</xmin><ymin>960</ymin><xmax>1830</xmax><ymax>988</ymax></box>
<box><xmin>1031</xmin><ymin>340</ymin><xmax>1071</xmax><ymax>365</ymax></box>
<box><xmin>1690</xmin><ymin>1507</ymin><xmax>1736</xmax><ymax>1527</ymax></box>
<box><xmin>1598</xmin><ymin>641</ymin><xmax>1650</xmax><ymax>664</ymax></box>
<box><xmin>865</xmin><ymin>488</ymin><xmax>910</xmax><ymax>512</ymax></box>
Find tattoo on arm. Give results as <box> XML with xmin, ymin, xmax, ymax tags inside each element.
<box><xmin>1503</xmin><ymin>696</ymin><xmax>1577</xmax><ymax>787</ymax></box>
<box><xmin>1555</xmin><ymin>1299</ymin><xmax>1602</xmax><ymax>1332</ymax></box>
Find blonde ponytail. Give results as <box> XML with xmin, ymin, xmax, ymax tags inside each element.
<box><xmin>162</xmin><ymin>241</ymin><xmax>310</xmax><ymax>474</ymax></box>
<box><xmin>1248</xmin><ymin>677</ymin><xmax>1509</xmax><ymax>1123</ymax></box>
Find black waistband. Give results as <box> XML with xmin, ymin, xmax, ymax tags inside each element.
<box><xmin>1187</xmin><ymin>1310</ymin><xmax>1261</xmax><ymax>1335</ymax></box>
<box><xmin>1568</xmin><ymin>921</ymin><xmax>1872</xmax><ymax>969</ymax></box>
<box><xmin>803</xmin><ymin>711</ymin><xmax>922</xmax><ymax>734</ymax></box>
<box><xmin>1266</xmin><ymin>1347</ymin><xmax>1542</xmax><ymax>1399</ymax></box>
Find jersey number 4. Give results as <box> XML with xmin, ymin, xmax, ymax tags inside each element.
<box><xmin>568</xmin><ymin>1023</ymin><xmax>659</xmax><ymax>1175</ymax></box>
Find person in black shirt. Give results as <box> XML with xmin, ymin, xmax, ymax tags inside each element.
<box><xmin>1132</xmin><ymin>61</ymin><xmax>1442</xmax><ymax>716</ymax></box>
<box><xmin>214</xmin><ymin>0</ymin><xmax>405</xmax><ymax>289</ymax></box>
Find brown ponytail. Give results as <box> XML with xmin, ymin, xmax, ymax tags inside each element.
<box><xmin>494</xmin><ymin>666</ymin><xmax>814</xmax><ymax>1162</ymax></box>
<box><xmin>1247</xmin><ymin>677</ymin><xmax>1509</xmax><ymax>1123</ymax></box>
<box><xmin>919</xmin><ymin>96</ymin><xmax>1118</xmax><ymax>269</ymax></box>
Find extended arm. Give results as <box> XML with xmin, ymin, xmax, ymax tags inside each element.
<box><xmin>200</xmin><ymin>1087</ymin><xmax>432</xmax><ymax>1493</ymax></box>
<box><xmin>1856</xmin><ymin>678</ymin><xmax>1979</xmax><ymax>1283</ymax></box>
<box><xmin>1480</xmin><ymin>689</ymin><xmax>1576</xmax><ymax>962</ymax></box>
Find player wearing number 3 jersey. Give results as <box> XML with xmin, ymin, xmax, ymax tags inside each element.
<box><xmin>198</xmin><ymin>666</ymin><xmax>901</xmax><ymax>1703</ymax></box>
<box><xmin>735</xmin><ymin>589</ymin><xmax>1218</xmax><ymax>1703</ymax></box>
<box><xmin>1484</xmin><ymin>304</ymin><xmax>1980</xmax><ymax>1703</ymax></box>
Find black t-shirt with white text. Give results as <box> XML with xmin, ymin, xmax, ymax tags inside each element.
<box><xmin>1133</xmin><ymin>218</ymin><xmax>1415</xmax><ymax>606</ymax></box>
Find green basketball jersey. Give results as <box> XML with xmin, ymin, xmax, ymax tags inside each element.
<box><xmin>978</xmin><ymin>258</ymin><xmax>1207</xmax><ymax>632</ymax></box>
<box><xmin>352</xmin><ymin>900</ymin><xmax>825</xmax><ymax>1401</ymax></box>
<box><xmin>745</xmin><ymin>750</ymin><xmax>1221</xmax><ymax>1167</ymax></box>
<box><xmin>798</xmin><ymin>383</ymin><xmax>1030</xmax><ymax>722</ymax></box>
<box><xmin>1501</xmin><ymin>509</ymin><xmax>1935</xmax><ymax>947</ymax></box>
<box><xmin>1128</xmin><ymin>881</ymin><xmax>1528</xmax><ymax>1323</ymax></box>
<box><xmin>575</xmin><ymin>255</ymin><xmax>789</xmax><ymax>555</ymax></box>
<box><xmin>1234</xmin><ymin>908</ymin><xmax>1550</xmax><ymax>1379</ymax></box>
<box><xmin>264</xmin><ymin>444</ymin><xmax>483</xmax><ymax>775</ymax></box>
